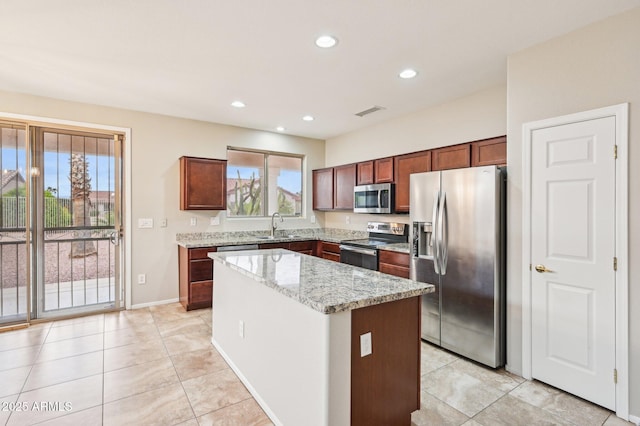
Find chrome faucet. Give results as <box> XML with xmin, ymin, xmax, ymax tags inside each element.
<box><xmin>270</xmin><ymin>212</ymin><xmax>283</xmax><ymax>237</ymax></box>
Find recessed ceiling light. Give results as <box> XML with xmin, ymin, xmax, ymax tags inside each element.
<box><xmin>315</xmin><ymin>35</ymin><xmax>338</xmax><ymax>48</ymax></box>
<box><xmin>276</xmin><ymin>126</ymin><xmax>285</xmax><ymax>132</ymax></box>
<box><xmin>399</xmin><ymin>69</ymin><xmax>418</xmax><ymax>79</ymax></box>
<box><xmin>231</xmin><ymin>101</ymin><xmax>246</xmax><ymax>108</ymax></box>
<box><xmin>302</xmin><ymin>115</ymin><xmax>314</xmax><ymax>122</ymax></box>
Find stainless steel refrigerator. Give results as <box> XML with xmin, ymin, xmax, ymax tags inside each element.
<box><xmin>410</xmin><ymin>165</ymin><xmax>505</xmax><ymax>368</ymax></box>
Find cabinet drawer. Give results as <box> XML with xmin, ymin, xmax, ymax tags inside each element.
<box><xmin>379</xmin><ymin>250</ymin><xmax>410</xmax><ymax>268</ymax></box>
<box><xmin>190</xmin><ymin>281</ymin><xmax>213</xmax><ymax>305</ymax></box>
<box><xmin>189</xmin><ymin>247</ymin><xmax>216</xmax><ymax>260</ymax></box>
<box><xmin>322</xmin><ymin>252</ymin><xmax>341</xmax><ymax>262</ymax></box>
<box><xmin>379</xmin><ymin>263</ymin><xmax>410</xmax><ymax>279</ymax></box>
<box><xmin>190</xmin><ymin>259</ymin><xmax>213</xmax><ymax>282</ymax></box>
<box><xmin>321</xmin><ymin>242</ymin><xmax>341</xmax><ymax>254</ymax></box>
<box><xmin>290</xmin><ymin>241</ymin><xmax>313</xmax><ymax>252</ymax></box>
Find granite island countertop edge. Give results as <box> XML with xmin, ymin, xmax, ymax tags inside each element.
<box><xmin>209</xmin><ymin>249</ymin><xmax>432</xmax><ymax>314</ymax></box>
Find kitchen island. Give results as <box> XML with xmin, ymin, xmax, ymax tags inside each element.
<box><xmin>209</xmin><ymin>249</ymin><xmax>434</xmax><ymax>426</ymax></box>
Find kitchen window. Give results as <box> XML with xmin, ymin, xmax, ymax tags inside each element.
<box><xmin>226</xmin><ymin>147</ymin><xmax>303</xmax><ymax>217</ymax></box>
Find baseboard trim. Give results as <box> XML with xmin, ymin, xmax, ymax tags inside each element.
<box><xmin>212</xmin><ymin>338</ymin><xmax>283</xmax><ymax>426</ymax></box>
<box><xmin>628</xmin><ymin>414</ymin><xmax>639</xmax><ymax>425</ymax></box>
<box><xmin>130</xmin><ymin>298</ymin><xmax>179</xmax><ymax>309</ymax></box>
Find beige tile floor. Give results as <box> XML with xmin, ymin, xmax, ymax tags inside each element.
<box><xmin>0</xmin><ymin>302</ymin><xmax>633</xmax><ymax>426</ymax></box>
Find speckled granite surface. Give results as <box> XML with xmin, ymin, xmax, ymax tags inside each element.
<box><xmin>176</xmin><ymin>228</ymin><xmax>368</xmax><ymax>248</ymax></box>
<box><xmin>209</xmin><ymin>249</ymin><xmax>433</xmax><ymax>314</ymax></box>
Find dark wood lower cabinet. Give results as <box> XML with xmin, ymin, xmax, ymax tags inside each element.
<box><xmin>318</xmin><ymin>241</ymin><xmax>341</xmax><ymax>262</ymax></box>
<box><xmin>180</xmin><ymin>241</ymin><xmax>321</xmax><ymax>311</ymax></box>
<box><xmin>379</xmin><ymin>250</ymin><xmax>410</xmax><ymax>279</ymax></box>
<box><xmin>179</xmin><ymin>245</ymin><xmax>216</xmax><ymax>311</ymax></box>
<box><xmin>351</xmin><ymin>296</ymin><xmax>421</xmax><ymax>425</ymax></box>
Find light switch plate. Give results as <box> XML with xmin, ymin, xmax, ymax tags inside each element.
<box><xmin>160</xmin><ymin>218</ymin><xmax>167</xmax><ymax>228</ymax></box>
<box><xmin>138</xmin><ymin>218</ymin><xmax>153</xmax><ymax>229</ymax></box>
<box><xmin>210</xmin><ymin>216</ymin><xmax>220</xmax><ymax>226</ymax></box>
<box><xmin>360</xmin><ymin>332</ymin><xmax>372</xmax><ymax>357</ymax></box>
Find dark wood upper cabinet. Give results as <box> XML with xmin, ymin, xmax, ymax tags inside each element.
<box><xmin>374</xmin><ymin>157</ymin><xmax>394</xmax><ymax>183</ymax></box>
<box><xmin>431</xmin><ymin>143</ymin><xmax>471</xmax><ymax>171</ymax></box>
<box><xmin>180</xmin><ymin>156</ymin><xmax>227</xmax><ymax>210</ymax></box>
<box><xmin>394</xmin><ymin>151</ymin><xmax>431</xmax><ymax>213</ymax></box>
<box><xmin>471</xmin><ymin>136</ymin><xmax>507</xmax><ymax>167</ymax></box>
<box><xmin>356</xmin><ymin>161</ymin><xmax>374</xmax><ymax>185</ymax></box>
<box><xmin>312</xmin><ymin>167</ymin><xmax>334</xmax><ymax>210</ymax></box>
<box><xmin>334</xmin><ymin>163</ymin><xmax>357</xmax><ymax>210</ymax></box>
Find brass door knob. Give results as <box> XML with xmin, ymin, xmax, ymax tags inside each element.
<box><xmin>534</xmin><ymin>264</ymin><xmax>553</xmax><ymax>273</ymax></box>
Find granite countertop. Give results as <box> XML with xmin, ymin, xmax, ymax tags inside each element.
<box><xmin>176</xmin><ymin>228</ymin><xmax>411</xmax><ymax>254</ymax></box>
<box><xmin>209</xmin><ymin>248</ymin><xmax>433</xmax><ymax>314</ymax></box>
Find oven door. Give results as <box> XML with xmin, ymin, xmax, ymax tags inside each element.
<box><xmin>339</xmin><ymin>245</ymin><xmax>378</xmax><ymax>270</ymax></box>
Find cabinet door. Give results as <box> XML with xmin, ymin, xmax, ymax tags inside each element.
<box><xmin>471</xmin><ymin>136</ymin><xmax>506</xmax><ymax>167</ymax></box>
<box><xmin>333</xmin><ymin>163</ymin><xmax>356</xmax><ymax>210</ymax></box>
<box><xmin>357</xmin><ymin>161</ymin><xmax>374</xmax><ymax>185</ymax></box>
<box><xmin>312</xmin><ymin>168</ymin><xmax>334</xmax><ymax>210</ymax></box>
<box><xmin>374</xmin><ymin>157</ymin><xmax>394</xmax><ymax>183</ymax></box>
<box><xmin>431</xmin><ymin>143</ymin><xmax>470</xmax><ymax>171</ymax></box>
<box><xmin>180</xmin><ymin>156</ymin><xmax>227</xmax><ymax>210</ymax></box>
<box><xmin>394</xmin><ymin>151</ymin><xmax>431</xmax><ymax>213</ymax></box>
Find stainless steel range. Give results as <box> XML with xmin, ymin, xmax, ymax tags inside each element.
<box><xmin>339</xmin><ymin>222</ymin><xmax>408</xmax><ymax>271</ymax></box>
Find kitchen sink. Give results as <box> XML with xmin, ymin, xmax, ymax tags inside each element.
<box><xmin>255</xmin><ymin>235</ymin><xmax>298</xmax><ymax>240</ymax></box>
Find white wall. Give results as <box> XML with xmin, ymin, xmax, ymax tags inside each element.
<box><xmin>507</xmin><ymin>7</ymin><xmax>640</xmax><ymax>416</ymax></box>
<box><xmin>323</xmin><ymin>84</ymin><xmax>507</xmax><ymax>229</ymax></box>
<box><xmin>0</xmin><ymin>90</ymin><xmax>325</xmax><ymax>306</ymax></box>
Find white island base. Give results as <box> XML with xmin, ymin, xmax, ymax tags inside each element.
<box><xmin>211</xmin><ymin>250</ymin><xmax>429</xmax><ymax>426</ymax></box>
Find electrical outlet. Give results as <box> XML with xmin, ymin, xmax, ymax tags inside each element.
<box><xmin>137</xmin><ymin>274</ymin><xmax>146</xmax><ymax>284</ymax></box>
<box><xmin>210</xmin><ymin>216</ymin><xmax>220</xmax><ymax>226</ymax></box>
<box><xmin>360</xmin><ymin>332</ymin><xmax>372</xmax><ymax>357</ymax></box>
<box><xmin>160</xmin><ymin>218</ymin><xmax>167</xmax><ymax>228</ymax></box>
<box><xmin>310</xmin><ymin>215</ymin><xmax>316</xmax><ymax>224</ymax></box>
<box><xmin>346</xmin><ymin>215</ymin><xmax>351</xmax><ymax>224</ymax></box>
<box><xmin>190</xmin><ymin>217</ymin><xmax>197</xmax><ymax>226</ymax></box>
<box><xmin>238</xmin><ymin>320</ymin><xmax>245</xmax><ymax>338</ymax></box>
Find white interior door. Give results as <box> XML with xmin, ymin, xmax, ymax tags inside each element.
<box><xmin>530</xmin><ymin>116</ymin><xmax>616</xmax><ymax>410</ymax></box>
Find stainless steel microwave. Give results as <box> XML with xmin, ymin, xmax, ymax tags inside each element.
<box><xmin>353</xmin><ymin>183</ymin><xmax>394</xmax><ymax>214</ymax></box>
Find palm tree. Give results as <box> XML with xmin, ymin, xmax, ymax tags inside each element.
<box><xmin>70</xmin><ymin>153</ymin><xmax>96</xmax><ymax>257</ymax></box>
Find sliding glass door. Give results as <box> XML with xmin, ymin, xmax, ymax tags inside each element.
<box><xmin>0</xmin><ymin>122</ymin><xmax>28</xmax><ymax>326</ymax></box>
<box><xmin>0</xmin><ymin>121</ymin><xmax>124</xmax><ymax>325</ymax></box>
<box><xmin>32</xmin><ymin>128</ymin><xmax>123</xmax><ymax>319</ymax></box>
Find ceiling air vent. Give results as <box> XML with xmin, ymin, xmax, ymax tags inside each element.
<box><xmin>355</xmin><ymin>105</ymin><xmax>386</xmax><ymax>117</ymax></box>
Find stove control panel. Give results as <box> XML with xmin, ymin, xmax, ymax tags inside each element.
<box><xmin>366</xmin><ymin>221</ymin><xmax>406</xmax><ymax>235</ymax></box>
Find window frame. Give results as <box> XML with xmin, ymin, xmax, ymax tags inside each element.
<box><xmin>226</xmin><ymin>146</ymin><xmax>304</xmax><ymax>218</ymax></box>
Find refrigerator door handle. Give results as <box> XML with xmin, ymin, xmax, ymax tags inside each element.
<box><xmin>440</xmin><ymin>191</ymin><xmax>448</xmax><ymax>274</ymax></box>
<box><xmin>432</xmin><ymin>190</ymin><xmax>441</xmax><ymax>274</ymax></box>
